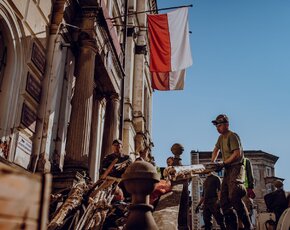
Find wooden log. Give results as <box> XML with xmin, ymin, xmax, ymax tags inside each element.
<box><xmin>48</xmin><ymin>158</ymin><xmax>120</xmax><ymax>230</ymax></box>
<box><xmin>164</xmin><ymin>164</ymin><xmax>206</xmax><ymax>181</ymax></box>
<box><xmin>47</xmin><ymin>178</ymin><xmax>89</xmax><ymax>230</ymax></box>
<box><xmin>75</xmin><ymin>178</ymin><xmax>117</xmax><ymax>230</ymax></box>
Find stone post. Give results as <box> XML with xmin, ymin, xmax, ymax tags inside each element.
<box><xmin>171</xmin><ymin>143</ymin><xmax>190</xmax><ymax>230</ymax></box>
<box><xmin>171</xmin><ymin>143</ymin><xmax>184</xmax><ymax>166</ymax></box>
<box><xmin>122</xmin><ymin>161</ymin><xmax>160</xmax><ymax>230</ymax></box>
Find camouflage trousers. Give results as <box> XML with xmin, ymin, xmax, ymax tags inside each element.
<box><xmin>220</xmin><ymin>164</ymin><xmax>252</xmax><ymax>230</ymax></box>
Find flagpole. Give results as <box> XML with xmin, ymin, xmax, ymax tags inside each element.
<box><xmin>109</xmin><ymin>4</ymin><xmax>193</xmax><ymax>21</ymax></box>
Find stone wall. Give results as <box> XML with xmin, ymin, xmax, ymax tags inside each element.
<box><xmin>153</xmin><ymin>184</ymin><xmax>184</xmax><ymax>229</ymax></box>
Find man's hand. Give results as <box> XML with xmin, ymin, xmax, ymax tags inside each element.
<box><xmin>115</xmin><ymin>159</ymin><xmax>131</xmax><ymax>170</ymax></box>
<box><xmin>247</xmin><ymin>188</ymin><xmax>256</xmax><ymax>199</ymax></box>
<box><xmin>215</xmin><ymin>161</ymin><xmax>226</xmax><ymax>172</ymax></box>
<box><xmin>195</xmin><ymin>204</ymin><xmax>200</xmax><ymax>213</ymax></box>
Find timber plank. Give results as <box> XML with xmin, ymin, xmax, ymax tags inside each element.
<box><xmin>0</xmin><ymin>199</ymin><xmax>39</xmax><ymax>220</ymax></box>
<box><xmin>0</xmin><ymin>162</ymin><xmax>51</xmax><ymax>230</ymax></box>
<box><xmin>0</xmin><ymin>174</ymin><xmax>41</xmax><ymax>199</ymax></box>
<box><xmin>0</xmin><ymin>216</ymin><xmax>38</xmax><ymax>230</ymax></box>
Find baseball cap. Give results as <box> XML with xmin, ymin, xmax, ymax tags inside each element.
<box><xmin>112</xmin><ymin>139</ymin><xmax>122</xmax><ymax>145</ymax></box>
<box><xmin>212</xmin><ymin>114</ymin><xmax>229</xmax><ymax>125</ymax></box>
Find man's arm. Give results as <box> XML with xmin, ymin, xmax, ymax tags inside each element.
<box><xmin>211</xmin><ymin>147</ymin><xmax>220</xmax><ymax>162</ymax></box>
<box><xmin>224</xmin><ymin>149</ymin><xmax>241</xmax><ymax>165</ymax></box>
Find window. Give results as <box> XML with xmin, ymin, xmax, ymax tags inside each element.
<box><xmin>266</xmin><ymin>166</ymin><xmax>271</xmax><ymax>177</ymax></box>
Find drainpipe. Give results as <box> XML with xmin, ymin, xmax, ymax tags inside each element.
<box><xmin>119</xmin><ymin>0</ymin><xmax>128</xmax><ymax>140</ymax></box>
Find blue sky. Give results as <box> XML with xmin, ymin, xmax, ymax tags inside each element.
<box><xmin>152</xmin><ymin>0</ymin><xmax>290</xmax><ymax>191</ymax></box>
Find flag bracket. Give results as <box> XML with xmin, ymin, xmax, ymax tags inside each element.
<box><xmin>112</xmin><ymin>24</ymin><xmax>192</xmax><ymax>34</ymax></box>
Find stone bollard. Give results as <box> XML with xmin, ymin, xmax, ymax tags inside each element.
<box><xmin>171</xmin><ymin>143</ymin><xmax>189</xmax><ymax>230</ymax></box>
<box><xmin>171</xmin><ymin>143</ymin><xmax>184</xmax><ymax>166</ymax></box>
<box><xmin>122</xmin><ymin>161</ymin><xmax>160</xmax><ymax>230</ymax></box>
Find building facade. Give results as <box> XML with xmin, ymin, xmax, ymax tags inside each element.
<box><xmin>191</xmin><ymin>150</ymin><xmax>283</xmax><ymax>229</ymax></box>
<box><xmin>0</xmin><ymin>0</ymin><xmax>156</xmax><ymax>188</ymax></box>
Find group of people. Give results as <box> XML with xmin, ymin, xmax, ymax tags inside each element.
<box><xmin>99</xmin><ymin>114</ymin><xmax>254</xmax><ymax>230</ymax></box>
<box><xmin>195</xmin><ymin>114</ymin><xmax>290</xmax><ymax>230</ymax></box>
<box><xmin>99</xmin><ymin>139</ymin><xmax>165</xmax><ymax>202</ymax></box>
<box><xmin>195</xmin><ymin>159</ymin><xmax>255</xmax><ymax>230</ymax></box>
<box><xmin>99</xmin><ymin>114</ymin><xmax>289</xmax><ymax>230</ymax></box>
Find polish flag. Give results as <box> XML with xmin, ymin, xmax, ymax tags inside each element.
<box><xmin>148</xmin><ymin>8</ymin><xmax>192</xmax><ymax>91</ymax></box>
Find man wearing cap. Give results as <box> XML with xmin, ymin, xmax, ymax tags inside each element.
<box><xmin>264</xmin><ymin>179</ymin><xmax>288</xmax><ymax>225</ymax></box>
<box><xmin>195</xmin><ymin>171</ymin><xmax>226</xmax><ymax>230</ymax></box>
<box><xmin>211</xmin><ymin>114</ymin><xmax>252</xmax><ymax>230</ymax></box>
<box><xmin>100</xmin><ymin>139</ymin><xmax>132</xmax><ymax>178</ymax></box>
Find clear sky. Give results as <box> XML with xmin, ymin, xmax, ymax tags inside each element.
<box><xmin>152</xmin><ymin>0</ymin><xmax>290</xmax><ymax>191</ymax></box>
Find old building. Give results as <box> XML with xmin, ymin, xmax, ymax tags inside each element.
<box><xmin>191</xmin><ymin>150</ymin><xmax>283</xmax><ymax>229</ymax></box>
<box><xmin>0</xmin><ymin>0</ymin><xmax>156</xmax><ymax>189</ymax></box>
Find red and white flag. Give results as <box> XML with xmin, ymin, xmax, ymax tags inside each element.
<box><xmin>148</xmin><ymin>7</ymin><xmax>192</xmax><ymax>91</ymax></box>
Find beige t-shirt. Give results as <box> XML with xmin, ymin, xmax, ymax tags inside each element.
<box><xmin>215</xmin><ymin>130</ymin><xmax>243</xmax><ymax>163</ymax></box>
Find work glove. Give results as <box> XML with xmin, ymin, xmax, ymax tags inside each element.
<box><xmin>195</xmin><ymin>204</ymin><xmax>200</xmax><ymax>213</ymax></box>
<box><xmin>247</xmin><ymin>188</ymin><xmax>256</xmax><ymax>199</ymax></box>
<box><xmin>215</xmin><ymin>161</ymin><xmax>226</xmax><ymax>172</ymax></box>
